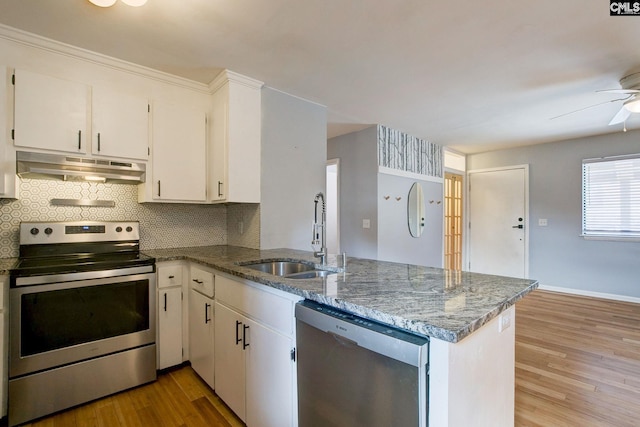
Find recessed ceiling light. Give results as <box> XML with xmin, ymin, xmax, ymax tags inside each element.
<box><xmin>88</xmin><ymin>0</ymin><xmax>117</xmax><ymax>6</ymax></box>
<box><xmin>88</xmin><ymin>0</ymin><xmax>147</xmax><ymax>7</ymax></box>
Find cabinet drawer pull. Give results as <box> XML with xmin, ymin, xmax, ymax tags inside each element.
<box><xmin>163</xmin><ymin>293</ymin><xmax>167</xmax><ymax>312</ymax></box>
<box><xmin>97</xmin><ymin>132</ymin><xmax>101</xmax><ymax>152</ymax></box>
<box><xmin>192</xmin><ymin>278</ymin><xmax>203</xmax><ymax>284</ymax></box>
<box><xmin>205</xmin><ymin>303</ymin><xmax>211</xmax><ymax>324</ymax></box>
<box><xmin>168</xmin><ymin>275</ymin><xmax>175</xmax><ymax>279</ymax></box>
<box><xmin>78</xmin><ymin>130</ymin><xmax>82</xmax><ymax>150</ymax></box>
<box><xmin>235</xmin><ymin>320</ymin><xmax>242</xmax><ymax>345</ymax></box>
<box><xmin>243</xmin><ymin>324</ymin><xmax>250</xmax><ymax>349</ymax></box>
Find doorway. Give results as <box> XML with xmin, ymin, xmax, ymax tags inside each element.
<box><xmin>326</xmin><ymin>159</ymin><xmax>340</xmax><ymax>254</ymax></box>
<box><xmin>467</xmin><ymin>166</ymin><xmax>528</xmax><ymax>278</ymax></box>
<box><xmin>444</xmin><ymin>172</ymin><xmax>463</xmax><ymax>270</ymax></box>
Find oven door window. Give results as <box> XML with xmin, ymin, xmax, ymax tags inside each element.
<box><xmin>20</xmin><ymin>279</ymin><xmax>150</xmax><ymax>357</ymax></box>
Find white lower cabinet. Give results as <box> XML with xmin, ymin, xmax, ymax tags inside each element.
<box><xmin>214</xmin><ymin>275</ymin><xmax>300</xmax><ymax>427</ymax></box>
<box><xmin>189</xmin><ymin>265</ymin><xmax>215</xmax><ymax>388</ymax></box>
<box><xmin>157</xmin><ymin>263</ymin><xmax>185</xmax><ymax>370</ymax></box>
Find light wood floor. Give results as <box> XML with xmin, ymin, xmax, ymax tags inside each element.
<box><xmin>515</xmin><ymin>289</ymin><xmax>640</xmax><ymax>426</ymax></box>
<box><xmin>16</xmin><ymin>289</ymin><xmax>640</xmax><ymax>426</ymax></box>
<box><xmin>21</xmin><ymin>365</ymin><xmax>244</xmax><ymax>427</ymax></box>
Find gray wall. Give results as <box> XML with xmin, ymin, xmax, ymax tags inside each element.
<box><xmin>377</xmin><ymin>174</ymin><xmax>443</xmax><ymax>267</ymax></box>
<box><xmin>327</xmin><ymin>126</ymin><xmax>379</xmax><ymax>259</ymax></box>
<box><xmin>260</xmin><ymin>88</ymin><xmax>327</xmax><ymax>250</ymax></box>
<box><xmin>328</xmin><ymin>126</ymin><xmax>444</xmax><ymax>266</ymax></box>
<box><xmin>467</xmin><ymin>130</ymin><xmax>640</xmax><ymax>298</ymax></box>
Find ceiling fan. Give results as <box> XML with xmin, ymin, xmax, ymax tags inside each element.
<box><xmin>599</xmin><ymin>72</ymin><xmax>640</xmax><ymax>125</ymax></box>
<box><xmin>553</xmin><ymin>72</ymin><xmax>640</xmax><ymax>126</ymax></box>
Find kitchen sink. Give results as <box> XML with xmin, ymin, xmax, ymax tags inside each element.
<box><xmin>241</xmin><ymin>260</ymin><xmax>337</xmax><ymax>279</ymax></box>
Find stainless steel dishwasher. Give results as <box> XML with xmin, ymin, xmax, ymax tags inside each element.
<box><xmin>295</xmin><ymin>300</ymin><xmax>429</xmax><ymax>427</ymax></box>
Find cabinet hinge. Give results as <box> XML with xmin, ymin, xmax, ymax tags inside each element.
<box><xmin>290</xmin><ymin>348</ymin><xmax>296</xmax><ymax>362</ymax></box>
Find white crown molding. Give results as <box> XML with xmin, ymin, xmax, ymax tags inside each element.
<box><xmin>209</xmin><ymin>69</ymin><xmax>264</xmax><ymax>93</ymax></box>
<box><xmin>0</xmin><ymin>23</ymin><xmax>211</xmax><ymax>94</ymax></box>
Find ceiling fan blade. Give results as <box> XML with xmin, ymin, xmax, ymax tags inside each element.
<box><xmin>597</xmin><ymin>89</ymin><xmax>640</xmax><ymax>94</ymax></box>
<box><xmin>609</xmin><ymin>106</ymin><xmax>631</xmax><ymax>125</ymax></box>
<box><xmin>550</xmin><ymin>96</ymin><xmax>631</xmax><ymax>120</ymax></box>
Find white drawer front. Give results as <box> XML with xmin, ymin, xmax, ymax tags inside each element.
<box><xmin>190</xmin><ymin>265</ymin><xmax>214</xmax><ymax>297</ymax></box>
<box><xmin>216</xmin><ymin>275</ymin><xmax>294</xmax><ymax>336</ymax></box>
<box><xmin>157</xmin><ymin>264</ymin><xmax>183</xmax><ymax>289</ymax></box>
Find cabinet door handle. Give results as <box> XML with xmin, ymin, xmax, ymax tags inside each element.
<box><xmin>218</xmin><ymin>181</ymin><xmax>223</xmax><ymax>197</ymax></box>
<box><xmin>78</xmin><ymin>130</ymin><xmax>82</xmax><ymax>150</ymax></box>
<box><xmin>235</xmin><ymin>320</ymin><xmax>242</xmax><ymax>345</ymax></box>
<box><xmin>157</xmin><ymin>180</ymin><xmax>161</xmax><ymax>197</ymax></box>
<box><xmin>205</xmin><ymin>303</ymin><xmax>211</xmax><ymax>323</ymax></box>
<box><xmin>243</xmin><ymin>324</ymin><xmax>250</xmax><ymax>349</ymax></box>
<box><xmin>97</xmin><ymin>132</ymin><xmax>101</xmax><ymax>152</ymax></box>
<box><xmin>163</xmin><ymin>292</ymin><xmax>167</xmax><ymax>312</ymax></box>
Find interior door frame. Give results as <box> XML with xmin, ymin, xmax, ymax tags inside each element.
<box><xmin>465</xmin><ymin>164</ymin><xmax>530</xmax><ymax>278</ymax></box>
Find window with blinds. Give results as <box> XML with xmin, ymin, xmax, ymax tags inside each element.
<box><xmin>582</xmin><ymin>154</ymin><xmax>640</xmax><ymax>239</ymax></box>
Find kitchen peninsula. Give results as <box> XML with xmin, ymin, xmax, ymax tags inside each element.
<box><xmin>144</xmin><ymin>244</ymin><xmax>538</xmax><ymax>427</ymax></box>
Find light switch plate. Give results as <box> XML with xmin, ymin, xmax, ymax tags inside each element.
<box><xmin>362</xmin><ymin>219</ymin><xmax>370</xmax><ymax>229</ymax></box>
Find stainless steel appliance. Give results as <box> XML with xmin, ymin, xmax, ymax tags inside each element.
<box><xmin>295</xmin><ymin>300</ymin><xmax>430</xmax><ymax>427</ymax></box>
<box><xmin>9</xmin><ymin>221</ymin><xmax>156</xmax><ymax>427</ymax></box>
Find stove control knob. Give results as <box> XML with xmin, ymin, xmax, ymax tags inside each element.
<box><xmin>30</xmin><ymin>227</ymin><xmax>39</xmax><ymax>235</ymax></box>
<box><xmin>116</xmin><ymin>226</ymin><xmax>123</xmax><ymax>232</ymax></box>
<box><xmin>44</xmin><ymin>227</ymin><xmax>53</xmax><ymax>235</ymax></box>
<box><xmin>126</xmin><ymin>226</ymin><xmax>133</xmax><ymax>232</ymax></box>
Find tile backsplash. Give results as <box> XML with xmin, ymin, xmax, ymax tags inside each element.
<box><xmin>0</xmin><ymin>179</ymin><xmax>259</xmax><ymax>258</ymax></box>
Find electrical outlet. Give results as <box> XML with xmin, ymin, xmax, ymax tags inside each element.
<box><xmin>498</xmin><ymin>312</ymin><xmax>511</xmax><ymax>332</ymax></box>
<box><xmin>362</xmin><ymin>219</ymin><xmax>371</xmax><ymax>229</ymax></box>
<box><xmin>538</xmin><ymin>218</ymin><xmax>548</xmax><ymax>227</ymax></box>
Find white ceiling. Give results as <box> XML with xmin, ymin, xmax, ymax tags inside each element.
<box><xmin>1</xmin><ymin>0</ymin><xmax>639</xmax><ymax>153</ymax></box>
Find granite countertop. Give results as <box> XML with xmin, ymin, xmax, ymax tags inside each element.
<box><xmin>143</xmin><ymin>245</ymin><xmax>538</xmax><ymax>343</ymax></box>
<box><xmin>0</xmin><ymin>258</ymin><xmax>18</xmax><ymax>275</ymax></box>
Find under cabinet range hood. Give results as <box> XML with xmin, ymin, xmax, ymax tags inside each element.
<box><xmin>16</xmin><ymin>151</ymin><xmax>146</xmax><ymax>184</ymax></box>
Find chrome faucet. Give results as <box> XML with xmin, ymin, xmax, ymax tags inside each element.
<box><xmin>312</xmin><ymin>192</ymin><xmax>327</xmax><ymax>265</ymax></box>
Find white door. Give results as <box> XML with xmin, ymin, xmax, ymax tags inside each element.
<box><xmin>214</xmin><ymin>302</ymin><xmax>246</xmax><ymax>421</ymax></box>
<box><xmin>158</xmin><ymin>287</ymin><xmax>182</xmax><ymax>369</ymax></box>
<box><xmin>92</xmin><ymin>87</ymin><xmax>149</xmax><ymax>160</ymax></box>
<box><xmin>14</xmin><ymin>69</ymin><xmax>88</xmax><ymax>154</ymax></box>
<box><xmin>245</xmin><ymin>318</ymin><xmax>294</xmax><ymax>427</ymax></box>
<box><xmin>189</xmin><ymin>289</ymin><xmax>214</xmax><ymax>388</ymax></box>
<box><xmin>152</xmin><ymin>102</ymin><xmax>207</xmax><ymax>202</ymax></box>
<box><xmin>468</xmin><ymin>166</ymin><xmax>528</xmax><ymax>278</ymax></box>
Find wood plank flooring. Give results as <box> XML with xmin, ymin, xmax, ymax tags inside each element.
<box><xmin>515</xmin><ymin>290</ymin><xmax>640</xmax><ymax>426</ymax></box>
<box><xmin>14</xmin><ymin>289</ymin><xmax>640</xmax><ymax>426</ymax></box>
<box><xmin>20</xmin><ymin>365</ymin><xmax>244</xmax><ymax>427</ymax></box>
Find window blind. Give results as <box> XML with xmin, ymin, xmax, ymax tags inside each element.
<box><xmin>582</xmin><ymin>154</ymin><xmax>640</xmax><ymax>238</ymax></box>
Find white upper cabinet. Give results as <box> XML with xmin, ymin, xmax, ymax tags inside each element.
<box><xmin>143</xmin><ymin>101</ymin><xmax>207</xmax><ymax>203</ymax></box>
<box><xmin>91</xmin><ymin>86</ymin><xmax>149</xmax><ymax>160</ymax></box>
<box><xmin>209</xmin><ymin>70</ymin><xmax>262</xmax><ymax>203</ymax></box>
<box><xmin>13</xmin><ymin>69</ymin><xmax>149</xmax><ymax>161</ymax></box>
<box><xmin>14</xmin><ymin>69</ymin><xmax>89</xmax><ymax>154</ymax></box>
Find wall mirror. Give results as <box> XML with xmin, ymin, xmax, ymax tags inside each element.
<box><xmin>407</xmin><ymin>182</ymin><xmax>425</xmax><ymax>237</ymax></box>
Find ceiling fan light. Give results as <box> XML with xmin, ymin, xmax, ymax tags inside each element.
<box><xmin>623</xmin><ymin>98</ymin><xmax>640</xmax><ymax>113</ymax></box>
<box><xmin>121</xmin><ymin>0</ymin><xmax>148</xmax><ymax>6</ymax></box>
<box><xmin>88</xmin><ymin>0</ymin><xmax>117</xmax><ymax>6</ymax></box>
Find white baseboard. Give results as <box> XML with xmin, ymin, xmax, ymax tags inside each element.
<box><xmin>539</xmin><ymin>284</ymin><xmax>640</xmax><ymax>304</ymax></box>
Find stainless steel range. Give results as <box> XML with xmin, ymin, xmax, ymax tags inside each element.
<box><xmin>9</xmin><ymin>221</ymin><xmax>157</xmax><ymax>427</ymax></box>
